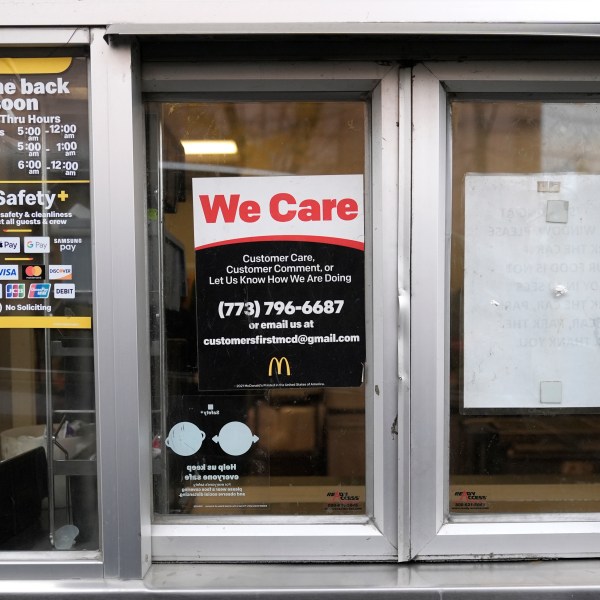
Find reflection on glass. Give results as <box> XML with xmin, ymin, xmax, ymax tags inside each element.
<box><xmin>0</xmin><ymin>56</ymin><xmax>97</xmax><ymax>550</ymax></box>
<box><xmin>147</xmin><ymin>102</ymin><xmax>367</xmax><ymax>516</ymax></box>
<box><xmin>451</xmin><ymin>101</ymin><xmax>600</xmax><ymax>513</ymax></box>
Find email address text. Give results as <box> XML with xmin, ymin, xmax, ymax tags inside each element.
<box><xmin>202</xmin><ymin>333</ymin><xmax>360</xmax><ymax>346</ymax></box>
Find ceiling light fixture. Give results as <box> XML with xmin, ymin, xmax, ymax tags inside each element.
<box><xmin>181</xmin><ymin>140</ymin><xmax>239</xmax><ymax>155</ymax></box>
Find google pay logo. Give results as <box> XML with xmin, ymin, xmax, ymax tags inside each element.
<box><xmin>24</xmin><ymin>236</ymin><xmax>50</xmax><ymax>253</ymax></box>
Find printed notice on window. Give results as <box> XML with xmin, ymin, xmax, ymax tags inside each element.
<box><xmin>193</xmin><ymin>175</ymin><xmax>365</xmax><ymax>390</ymax></box>
<box><xmin>0</xmin><ymin>57</ymin><xmax>91</xmax><ymax>329</ymax></box>
<box><xmin>464</xmin><ymin>173</ymin><xmax>600</xmax><ymax>410</ymax></box>
<box><xmin>165</xmin><ymin>394</ymin><xmax>270</xmax><ymax>514</ymax></box>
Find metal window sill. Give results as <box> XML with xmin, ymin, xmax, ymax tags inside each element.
<box><xmin>3</xmin><ymin>560</ymin><xmax>600</xmax><ymax>598</ymax></box>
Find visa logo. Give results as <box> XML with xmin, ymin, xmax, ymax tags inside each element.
<box><xmin>0</xmin><ymin>238</ymin><xmax>20</xmax><ymax>253</ymax></box>
<box><xmin>53</xmin><ymin>283</ymin><xmax>75</xmax><ymax>299</ymax></box>
<box><xmin>24</xmin><ymin>236</ymin><xmax>50</xmax><ymax>253</ymax></box>
<box><xmin>0</xmin><ymin>266</ymin><xmax>18</xmax><ymax>280</ymax></box>
<box><xmin>28</xmin><ymin>283</ymin><xmax>51</xmax><ymax>299</ymax></box>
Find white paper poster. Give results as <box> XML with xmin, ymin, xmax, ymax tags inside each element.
<box><xmin>464</xmin><ymin>173</ymin><xmax>600</xmax><ymax>410</ymax></box>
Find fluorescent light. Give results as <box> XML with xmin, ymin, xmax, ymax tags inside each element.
<box><xmin>181</xmin><ymin>140</ymin><xmax>239</xmax><ymax>155</ymax></box>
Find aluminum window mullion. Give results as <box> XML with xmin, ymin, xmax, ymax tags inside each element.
<box><xmin>396</xmin><ymin>67</ymin><xmax>412</xmax><ymax>562</ymax></box>
<box><xmin>369</xmin><ymin>65</ymin><xmax>401</xmax><ymax>553</ymax></box>
<box><xmin>90</xmin><ymin>30</ymin><xmax>151</xmax><ymax>578</ymax></box>
<box><xmin>410</xmin><ymin>63</ymin><xmax>450</xmax><ymax>558</ymax></box>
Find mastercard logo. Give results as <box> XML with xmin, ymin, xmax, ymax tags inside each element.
<box><xmin>25</xmin><ymin>266</ymin><xmax>43</xmax><ymax>277</ymax></box>
<box><xmin>21</xmin><ymin>264</ymin><xmax>45</xmax><ymax>280</ymax></box>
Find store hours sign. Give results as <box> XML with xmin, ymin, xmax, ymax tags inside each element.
<box><xmin>193</xmin><ymin>175</ymin><xmax>365</xmax><ymax>390</ymax></box>
<box><xmin>0</xmin><ymin>57</ymin><xmax>91</xmax><ymax>330</ymax></box>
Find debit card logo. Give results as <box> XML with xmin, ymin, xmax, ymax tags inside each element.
<box><xmin>0</xmin><ymin>266</ymin><xmax>18</xmax><ymax>280</ymax></box>
<box><xmin>24</xmin><ymin>236</ymin><xmax>50</xmax><ymax>253</ymax></box>
<box><xmin>28</xmin><ymin>283</ymin><xmax>51</xmax><ymax>299</ymax></box>
<box><xmin>53</xmin><ymin>283</ymin><xmax>75</xmax><ymax>299</ymax></box>
<box><xmin>49</xmin><ymin>265</ymin><xmax>72</xmax><ymax>281</ymax></box>
<box><xmin>0</xmin><ymin>238</ymin><xmax>20</xmax><ymax>253</ymax></box>
<box><xmin>6</xmin><ymin>283</ymin><xmax>25</xmax><ymax>299</ymax></box>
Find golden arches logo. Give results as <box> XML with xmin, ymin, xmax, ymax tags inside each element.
<box><xmin>268</xmin><ymin>356</ymin><xmax>291</xmax><ymax>377</ymax></box>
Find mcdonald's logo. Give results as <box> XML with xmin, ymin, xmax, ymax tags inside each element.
<box><xmin>268</xmin><ymin>356</ymin><xmax>291</xmax><ymax>377</ymax></box>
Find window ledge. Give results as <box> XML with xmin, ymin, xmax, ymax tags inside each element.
<box><xmin>3</xmin><ymin>560</ymin><xmax>600</xmax><ymax>597</ymax></box>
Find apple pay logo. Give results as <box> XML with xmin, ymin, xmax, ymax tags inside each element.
<box><xmin>0</xmin><ymin>238</ymin><xmax>20</xmax><ymax>253</ymax></box>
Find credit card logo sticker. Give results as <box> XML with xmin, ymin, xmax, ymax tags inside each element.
<box><xmin>24</xmin><ymin>236</ymin><xmax>50</xmax><ymax>253</ymax></box>
<box><xmin>6</xmin><ymin>283</ymin><xmax>25</xmax><ymax>299</ymax></box>
<box><xmin>28</xmin><ymin>283</ymin><xmax>51</xmax><ymax>298</ymax></box>
<box><xmin>53</xmin><ymin>283</ymin><xmax>75</xmax><ymax>299</ymax></box>
<box><xmin>49</xmin><ymin>265</ymin><xmax>72</xmax><ymax>280</ymax></box>
<box><xmin>22</xmin><ymin>265</ymin><xmax>45</xmax><ymax>280</ymax></box>
<box><xmin>0</xmin><ymin>238</ymin><xmax>20</xmax><ymax>253</ymax></box>
<box><xmin>0</xmin><ymin>266</ymin><xmax>18</xmax><ymax>280</ymax></box>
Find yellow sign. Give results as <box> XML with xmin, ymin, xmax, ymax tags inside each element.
<box><xmin>0</xmin><ymin>316</ymin><xmax>91</xmax><ymax>329</ymax></box>
<box><xmin>0</xmin><ymin>57</ymin><xmax>72</xmax><ymax>75</ymax></box>
<box><xmin>268</xmin><ymin>356</ymin><xmax>291</xmax><ymax>377</ymax></box>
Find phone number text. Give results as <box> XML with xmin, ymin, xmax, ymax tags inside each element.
<box><xmin>218</xmin><ymin>300</ymin><xmax>344</xmax><ymax>319</ymax></box>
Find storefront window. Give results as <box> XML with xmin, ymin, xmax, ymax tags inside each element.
<box><xmin>146</xmin><ymin>101</ymin><xmax>367</xmax><ymax>516</ymax></box>
<box><xmin>0</xmin><ymin>55</ymin><xmax>97</xmax><ymax>550</ymax></box>
<box><xmin>450</xmin><ymin>101</ymin><xmax>600</xmax><ymax>513</ymax></box>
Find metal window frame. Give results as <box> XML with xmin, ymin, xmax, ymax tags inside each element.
<box><xmin>90</xmin><ymin>30</ymin><xmax>152</xmax><ymax>578</ymax></box>
<box><xmin>141</xmin><ymin>61</ymin><xmax>404</xmax><ymax>562</ymax></box>
<box><xmin>410</xmin><ymin>61</ymin><xmax>600</xmax><ymax>560</ymax></box>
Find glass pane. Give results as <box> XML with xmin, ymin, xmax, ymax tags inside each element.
<box><xmin>451</xmin><ymin>101</ymin><xmax>600</xmax><ymax>513</ymax></box>
<box><xmin>0</xmin><ymin>56</ymin><xmax>97</xmax><ymax>549</ymax></box>
<box><xmin>147</xmin><ymin>101</ymin><xmax>367</xmax><ymax>516</ymax></box>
